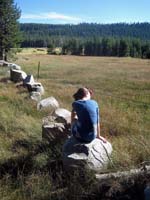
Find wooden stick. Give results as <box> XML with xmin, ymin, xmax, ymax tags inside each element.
<box><xmin>95</xmin><ymin>165</ymin><xmax>150</xmax><ymax>181</ymax></box>
<box><xmin>37</xmin><ymin>61</ymin><xmax>40</xmax><ymax>80</ymax></box>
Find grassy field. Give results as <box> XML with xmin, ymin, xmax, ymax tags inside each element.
<box><xmin>17</xmin><ymin>48</ymin><xmax>47</xmax><ymax>55</ymax></box>
<box><xmin>0</xmin><ymin>53</ymin><xmax>150</xmax><ymax>199</ymax></box>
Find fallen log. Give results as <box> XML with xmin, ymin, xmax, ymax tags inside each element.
<box><xmin>95</xmin><ymin>165</ymin><xmax>150</xmax><ymax>181</ymax></box>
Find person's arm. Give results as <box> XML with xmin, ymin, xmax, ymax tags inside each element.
<box><xmin>96</xmin><ymin>106</ymin><xmax>101</xmax><ymax>138</ymax></box>
<box><xmin>71</xmin><ymin>110</ymin><xmax>77</xmax><ymax>124</ymax></box>
<box><xmin>97</xmin><ymin>122</ymin><xmax>100</xmax><ymax>138</ymax></box>
<box><xmin>96</xmin><ymin>107</ymin><xmax>107</xmax><ymax>143</ymax></box>
<box><xmin>97</xmin><ymin>123</ymin><xmax>107</xmax><ymax>143</ymax></box>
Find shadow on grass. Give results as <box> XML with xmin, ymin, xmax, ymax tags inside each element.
<box><xmin>0</xmin><ymin>138</ymin><xmax>63</xmax><ymax>179</ymax></box>
<box><xmin>0</xmin><ymin>77</ymin><xmax>10</xmax><ymax>83</ymax></box>
<box><xmin>0</xmin><ymin>138</ymin><xmax>149</xmax><ymax>200</ymax></box>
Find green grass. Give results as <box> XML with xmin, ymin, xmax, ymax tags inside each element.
<box><xmin>17</xmin><ymin>48</ymin><xmax>47</xmax><ymax>55</ymax></box>
<box><xmin>0</xmin><ymin>54</ymin><xmax>150</xmax><ymax>199</ymax></box>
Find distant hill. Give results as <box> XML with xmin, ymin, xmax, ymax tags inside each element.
<box><xmin>20</xmin><ymin>23</ymin><xmax>150</xmax><ymax>45</ymax></box>
<box><xmin>19</xmin><ymin>23</ymin><xmax>150</xmax><ymax>59</ymax></box>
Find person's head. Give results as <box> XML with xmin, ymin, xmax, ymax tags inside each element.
<box><xmin>73</xmin><ymin>87</ymin><xmax>93</xmax><ymax>101</ymax></box>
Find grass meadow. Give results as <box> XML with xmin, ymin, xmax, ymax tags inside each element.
<box><xmin>0</xmin><ymin>52</ymin><xmax>150</xmax><ymax>199</ymax></box>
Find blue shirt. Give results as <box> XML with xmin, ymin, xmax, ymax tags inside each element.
<box><xmin>72</xmin><ymin>99</ymin><xmax>100</xmax><ymax>142</ymax></box>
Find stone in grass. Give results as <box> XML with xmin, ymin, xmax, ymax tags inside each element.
<box><xmin>23</xmin><ymin>74</ymin><xmax>35</xmax><ymax>85</ymax></box>
<box><xmin>26</xmin><ymin>82</ymin><xmax>45</xmax><ymax>95</ymax></box>
<box><xmin>53</xmin><ymin>108</ymin><xmax>71</xmax><ymax>124</ymax></box>
<box><xmin>9</xmin><ymin>63</ymin><xmax>21</xmax><ymax>70</ymax></box>
<box><xmin>37</xmin><ymin>96</ymin><xmax>59</xmax><ymax>112</ymax></box>
<box><xmin>30</xmin><ymin>91</ymin><xmax>41</xmax><ymax>102</ymax></box>
<box><xmin>10</xmin><ymin>68</ymin><xmax>27</xmax><ymax>82</ymax></box>
<box><xmin>62</xmin><ymin>136</ymin><xmax>113</xmax><ymax>172</ymax></box>
<box><xmin>42</xmin><ymin>122</ymin><xmax>68</xmax><ymax>143</ymax></box>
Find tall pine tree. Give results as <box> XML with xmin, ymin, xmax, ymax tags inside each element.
<box><xmin>0</xmin><ymin>0</ymin><xmax>21</xmax><ymax>60</ymax></box>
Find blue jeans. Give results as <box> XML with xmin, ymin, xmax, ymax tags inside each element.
<box><xmin>71</xmin><ymin>120</ymin><xmax>95</xmax><ymax>143</ymax></box>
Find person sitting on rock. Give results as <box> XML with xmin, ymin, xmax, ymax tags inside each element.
<box><xmin>71</xmin><ymin>87</ymin><xmax>106</xmax><ymax>143</ymax></box>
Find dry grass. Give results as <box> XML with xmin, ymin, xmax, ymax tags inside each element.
<box><xmin>0</xmin><ymin>54</ymin><xmax>150</xmax><ymax>199</ymax></box>
<box><xmin>1</xmin><ymin>54</ymin><xmax>150</xmax><ymax>165</ymax></box>
<box><xmin>17</xmin><ymin>48</ymin><xmax>47</xmax><ymax>55</ymax></box>
<box><xmin>15</xmin><ymin>54</ymin><xmax>150</xmax><ymax>166</ymax></box>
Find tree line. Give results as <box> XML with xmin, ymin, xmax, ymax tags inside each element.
<box><xmin>20</xmin><ymin>23</ymin><xmax>150</xmax><ymax>49</ymax></box>
<box><xmin>20</xmin><ymin>22</ymin><xmax>150</xmax><ymax>42</ymax></box>
<box><xmin>58</xmin><ymin>37</ymin><xmax>150</xmax><ymax>58</ymax></box>
<box><xmin>1</xmin><ymin>0</ymin><xmax>150</xmax><ymax>60</ymax></box>
<box><xmin>20</xmin><ymin>23</ymin><xmax>150</xmax><ymax>59</ymax></box>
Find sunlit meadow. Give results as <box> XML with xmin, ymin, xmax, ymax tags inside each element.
<box><xmin>0</xmin><ymin>51</ymin><xmax>150</xmax><ymax>199</ymax></box>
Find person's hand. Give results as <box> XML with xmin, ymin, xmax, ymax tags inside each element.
<box><xmin>98</xmin><ymin>136</ymin><xmax>107</xmax><ymax>143</ymax></box>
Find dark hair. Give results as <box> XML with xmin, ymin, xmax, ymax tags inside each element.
<box><xmin>73</xmin><ymin>87</ymin><xmax>93</xmax><ymax>100</ymax></box>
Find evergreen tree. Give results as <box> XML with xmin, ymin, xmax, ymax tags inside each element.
<box><xmin>141</xmin><ymin>43</ymin><xmax>150</xmax><ymax>58</ymax></box>
<box><xmin>84</xmin><ymin>40</ymin><xmax>93</xmax><ymax>56</ymax></box>
<box><xmin>118</xmin><ymin>39</ymin><xmax>130</xmax><ymax>57</ymax></box>
<box><xmin>47</xmin><ymin>43</ymin><xmax>54</xmax><ymax>54</ymax></box>
<box><xmin>101</xmin><ymin>38</ymin><xmax>112</xmax><ymax>56</ymax></box>
<box><xmin>112</xmin><ymin>39</ymin><xmax>120</xmax><ymax>56</ymax></box>
<box><xmin>0</xmin><ymin>0</ymin><xmax>21</xmax><ymax>60</ymax></box>
<box><xmin>130</xmin><ymin>39</ymin><xmax>141</xmax><ymax>58</ymax></box>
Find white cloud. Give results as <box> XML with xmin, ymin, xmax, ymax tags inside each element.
<box><xmin>21</xmin><ymin>12</ymin><xmax>82</xmax><ymax>23</ymax></box>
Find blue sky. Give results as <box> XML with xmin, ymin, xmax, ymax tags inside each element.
<box><xmin>14</xmin><ymin>0</ymin><xmax>150</xmax><ymax>24</ymax></box>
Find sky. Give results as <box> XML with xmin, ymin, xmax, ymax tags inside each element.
<box><xmin>14</xmin><ymin>0</ymin><xmax>150</xmax><ymax>24</ymax></box>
